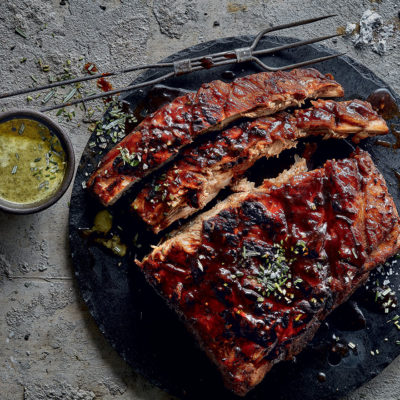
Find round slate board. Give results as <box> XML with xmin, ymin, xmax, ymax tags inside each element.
<box><xmin>69</xmin><ymin>35</ymin><xmax>400</xmax><ymax>399</ymax></box>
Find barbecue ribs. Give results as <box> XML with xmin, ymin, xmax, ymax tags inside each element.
<box><xmin>88</xmin><ymin>69</ymin><xmax>343</xmax><ymax>206</ymax></box>
<box><xmin>137</xmin><ymin>149</ymin><xmax>400</xmax><ymax>396</ymax></box>
<box><xmin>133</xmin><ymin>99</ymin><xmax>388</xmax><ymax>233</ymax></box>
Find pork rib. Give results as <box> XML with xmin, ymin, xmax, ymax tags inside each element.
<box><xmin>137</xmin><ymin>149</ymin><xmax>400</xmax><ymax>396</ymax></box>
<box><xmin>133</xmin><ymin>99</ymin><xmax>388</xmax><ymax>233</ymax></box>
<box><xmin>88</xmin><ymin>69</ymin><xmax>344</xmax><ymax>206</ymax></box>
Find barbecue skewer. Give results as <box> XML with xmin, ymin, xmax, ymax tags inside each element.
<box><xmin>0</xmin><ymin>15</ymin><xmax>344</xmax><ymax>112</ymax></box>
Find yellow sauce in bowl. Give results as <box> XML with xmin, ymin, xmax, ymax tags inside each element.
<box><xmin>0</xmin><ymin>118</ymin><xmax>66</xmax><ymax>204</ymax></box>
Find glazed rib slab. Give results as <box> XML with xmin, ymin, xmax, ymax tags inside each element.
<box><xmin>87</xmin><ymin>68</ymin><xmax>344</xmax><ymax>206</ymax></box>
<box><xmin>133</xmin><ymin>99</ymin><xmax>388</xmax><ymax>233</ymax></box>
<box><xmin>137</xmin><ymin>149</ymin><xmax>400</xmax><ymax>396</ymax></box>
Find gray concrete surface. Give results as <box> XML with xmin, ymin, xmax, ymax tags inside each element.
<box><xmin>0</xmin><ymin>0</ymin><xmax>400</xmax><ymax>399</ymax></box>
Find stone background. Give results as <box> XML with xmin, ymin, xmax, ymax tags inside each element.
<box><xmin>0</xmin><ymin>0</ymin><xmax>399</xmax><ymax>399</ymax></box>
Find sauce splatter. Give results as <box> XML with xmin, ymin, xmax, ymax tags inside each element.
<box><xmin>84</xmin><ymin>62</ymin><xmax>98</xmax><ymax>74</ymax></box>
<box><xmin>97</xmin><ymin>77</ymin><xmax>113</xmax><ymax>92</ymax></box>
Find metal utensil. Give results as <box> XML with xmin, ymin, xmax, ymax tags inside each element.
<box><xmin>0</xmin><ymin>15</ymin><xmax>343</xmax><ymax>112</ymax></box>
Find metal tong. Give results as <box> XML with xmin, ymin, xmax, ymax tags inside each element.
<box><xmin>0</xmin><ymin>15</ymin><xmax>343</xmax><ymax>113</ymax></box>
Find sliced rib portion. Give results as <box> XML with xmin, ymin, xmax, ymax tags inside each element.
<box><xmin>137</xmin><ymin>149</ymin><xmax>400</xmax><ymax>396</ymax></box>
<box><xmin>133</xmin><ymin>100</ymin><xmax>388</xmax><ymax>234</ymax></box>
<box><xmin>87</xmin><ymin>69</ymin><xmax>344</xmax><ymax>206</ymax></box>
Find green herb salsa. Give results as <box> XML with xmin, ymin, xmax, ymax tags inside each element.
<box><xmin>0</xmin><ymin>118</ymin><xmax>66</xmax><ymax>204</ymax></box>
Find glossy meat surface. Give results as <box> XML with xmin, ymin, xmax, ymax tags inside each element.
<box><xmin>88</xmin><ymin>68</ymin><xmax>343</xmax><ymax>206</ymax></box>
<box><xmin>133</xmin><ymin>100</ymin><xmax>388</xmax><ymax>233</ymax></box>
<box><xmin>137</xmin><ymin>149</ymin><xmax>400</xmax><ymax>396</ymax></box>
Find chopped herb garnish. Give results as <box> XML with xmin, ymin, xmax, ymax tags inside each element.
<box><xmin>63</xmin><ymin>87</ymin><xmax>77</xmax><ymax>103</ymax></box>
<box><xmin>42</xmin><ymin>89</ymin><xmax>56</xmax><ymax>104</ymax></box>
<box><xmin>118</xmin><ymin>146</ymin><xmax>140</xmax><ymax>168</ymax></box>
<box><xmin>18</xmin><ymin>123</ymin><xmax>25</xmax><ymax>135</ymax></box>
<box><xmin>15</xmin><ymin>27</ymin><xmax>27</xmax><ymax>39</ymax></box>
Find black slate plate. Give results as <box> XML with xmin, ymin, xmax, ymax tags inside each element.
<box><xmin>69</xmin><ymin>35</ymin><xmax>400</xmax><ymax>400</ymax></box>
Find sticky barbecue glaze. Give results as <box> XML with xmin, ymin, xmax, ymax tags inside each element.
<box><xmin>88</xmin><ymin>68</ymin><xmax>344</xmax><ymax>206</ymax></box>
<box><xmin>138</xmin><ymin>149</ymin><xmax>400</xmax><ymax>396</ymax></box>
<box><xmin>133</xmin><ymin>100</ymin><xmax>388</xmax><ymax>233</ymax></box>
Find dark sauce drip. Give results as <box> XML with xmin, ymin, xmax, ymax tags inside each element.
<box><xmin>223</xmin><ymin>52</ymin><xmax>236</xmax><ymax>60</ymax></box>
<box><xmin>329</xmin><ymin>301</ymin><xmax>366</xmax><ymax>331</ymax></box>
<box><xmin>221</xmin><ymin>70</ymin><xmax>236</xmax><ymax>80</ymax></box>
<box><xmin>367</xmin><ymin>88</ymin><xmax>400</xmax><ymax>120</ymax></box>
<box><xmin>369</xmin><ymin>88</ymin><xmax>400</xmax><ymax>150</ymax></box>
<box><xmin>317</xmin><ymin>372</ymin><xmax>326</xmax><ymax>382</ymax></box>
<box><xmin>200</xmin><ymin>56</ymin><xmax>214</xmax><ymax>69</ymax></box>
<box><xmin>328</xmin><ymin>342</ymin><xmax>350</xmax><ymax>366</ymax></box>
<box><xmin>376</xmin><ymin>127</ymin><xmax>400</xmax><ymax>149</ymax></box>
<box><xmin>302</xmin><ymin>142</ymin><xmax>318</xmax><ymax>161</ymax></box>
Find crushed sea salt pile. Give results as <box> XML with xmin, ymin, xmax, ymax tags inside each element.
<box><xmin>345</xmin><ymin>9</ymin><xmax>395</xmax><ymax>55</ymax></box>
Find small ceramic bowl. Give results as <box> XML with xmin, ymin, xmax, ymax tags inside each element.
<box><xmin>0</xmin><ymin>109</ymin><xmax>75</xmax><ymax>214</ymax></box>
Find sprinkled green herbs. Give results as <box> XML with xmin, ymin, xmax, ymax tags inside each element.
<box><xmin>15</xmin><ymin>27</ymin><xmax>27</xmax><ymax>39</ymax></box>
<box><xmin>18</xmin><ymin>123</ymin><xmax>25</xmax><ymax>135</ymax></box>
<box><xmin>250</xmin><ymin>243</ymin><xmax>292</xmax><ymax>301</ymax></box>
<box><xmin>294</xmin><ymin>278</ymin><xmax>303</xmax><ymax>286</ymax></box>
<box><xmin>118</xmin><ymin>146</ymin><xmax>141</xmax><ymax>167</ymax></box>
<box><xmin>42</xmin><ymin>89</ymin><xmax>56</xmax><ymax>104</ymax></box>
<box><xmin>239</xmin><ymin>239</ymin><xmax>319</xmax><ymax>304</ymax></box>
<box><xmin>63</xmin><ymin>87</ymin><xmax>77</xmax><ymax>103</ymax></box>
<box><xmin>88</xmin><ymin>101</ymin><xmax>136</xmax><ymax>150</ymax></box>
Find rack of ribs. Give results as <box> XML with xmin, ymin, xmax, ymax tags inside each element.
<box><xmin>87</xmin><ymin>68</ymin><xmax>343</xmax><ymax>206</ymax></box>
<box><xmin>133</xmin><ymin>100</ymin><xmax>388</xmax><ymax>233</ymax></box>
<box><xmin>137</xmin><ymin>149</ymin><xmax>400</xmax><ymax>396</ymax></box>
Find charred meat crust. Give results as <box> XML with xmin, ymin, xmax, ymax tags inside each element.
<box><xmin>87</xmin><ymin>68</ymin><xmax>344</xmax><ymax>206</ymax></box>
<box><xmin>133</xmin><ymin>100</ymin><xmax>388</xmax><ymax>234</ymax></box>
<box><xmin>137</xmin><ymin>149</ymin><xmax>400</xmax><ymax>396</ymax></box>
